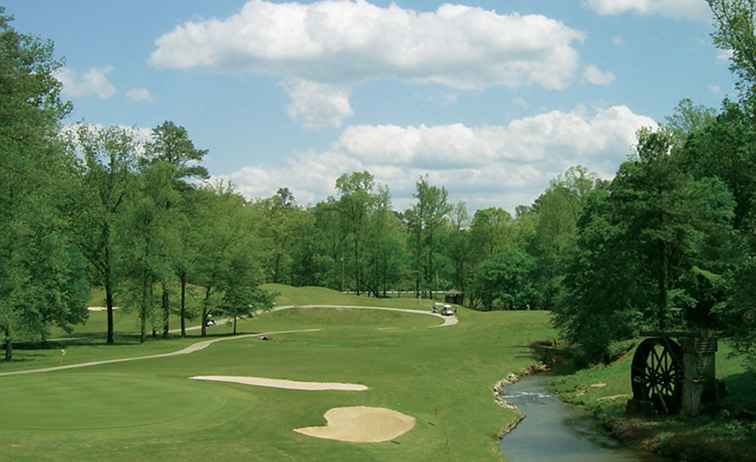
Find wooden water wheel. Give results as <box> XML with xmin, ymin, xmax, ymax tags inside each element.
<box><xmin>630</xmin><ymin>337</ymin><xmax>684</xmax><ymax>414</ymax></box>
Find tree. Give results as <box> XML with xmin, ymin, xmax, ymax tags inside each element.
<box><xmin>363</xmin><ymin>187</ymin><xmax>406</xmax><ymax>296</ymax></box>
<box><xmin>725</xmin><ymin>258</ymin><xmax>756</xmax><ymax>361</ymax></box>
<box><xmin>192</xmin><ymin>183</ymin><xmax>251</xmax><ymax>337</ymax></box>
<box><xmin>73</xmin><ymin>125</ymin><xmax>137</xmax><ymax>344</ymax></box>
<box><xmin>119</xmin><ymin>161</ymin><xmax>180</xmax><ymax>343</ymax></box>
<box><xmin>446</xmin><ymin>202</ymin><xmax>471</xmax><ymax>299</ymax></box>
<box><xmin>612</xmin><ymin>128</ymin><xmax>738</xmax><ymax>330</ymax></box>
<box><xmin>406</xmin><ymin>177</ymin><xmax>452</xmax><ymax>298</ymax></box>
<box><xmin>144</xmin><ymin>121</ymin><xmax>209</xmax><ymax>337</ymax></box>
<box><xmin>529</xmin><ymin>184</ymin><xmax>582</xmax><ymax>309</ymax></box>
<box><xmin>554</xmin><ymin>186</ymin><xmax>642</xmax><ymax>361</ymax></box>
<box><xmin>556</xmin><ymin>129</ymin><xmax>739</xmax><ymax>361</ymax></box>
<box><xmin>144</xmin><ymin>121</ymin><xmax>209</xmax><ymax>184</ymax></box>
<box><xmin>0</xmin><ymin>10</ymin><xmax>88</xmax><ymax>359</ymax></box>
<box><xmin>470</xmin><ymin>247</ymin><xmax>535</xmax><ymax>310</ymax></box>
<box><xmin>218</xmin><ymin>255</ymin><xmax>275</xmax><ymax>335</ymax></box>
<box><xmin>708</xmin><ymin>0</ymin><xmax>756</xmax><ymax>91</ymax></box>
<box><xmin>469</xmin><ymin>208</ymin><xmax>512</xmax><ymax>261</ymax></box>
<box><xmin>335</xmin><ymin>172</ymin><xmax>379</xmax><ymax>295</ymax></box>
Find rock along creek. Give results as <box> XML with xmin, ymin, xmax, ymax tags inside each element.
<box><xmin>500</xmin><ymin>375</ymin><xmax>669</xmax><ymax>462</ymax></box>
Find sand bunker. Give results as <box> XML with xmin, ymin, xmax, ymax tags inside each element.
<box><xmin>190</xmin><ymin>376</ymin><xmax>368</xmax><ymax>391</ymax></box>
<box><xmin>294</xmin><ymin>406</ymin><xmax>416</xmax><ymax>443</ymax></box>
<box><xmin>87</xmin><ymin>306</ymin><xmax>119</xmax><ymax>312</ymax></box>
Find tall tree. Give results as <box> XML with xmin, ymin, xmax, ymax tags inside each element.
<box><xmin>335</xmin><ymin>172</ymin><xmax>379</xmax><ymax>295</ymax></box>
<box><xmin>406</xmin><ymin>177</ymin><xmax>452</xmax><ymax>298</ymax></box>
<box><xmin>0</xmin><ymin>9</ymin><xmax>88</xmax><ymax>359</ymax></box>
<box><xmin>144</xmin><ymin>121</ymin><xmax>209</xmax><ymax>337</ymax></box>
<box><xmin>73</xmin><ymin>125</ymin><xmax>137</xmax><ymax>344</ymax></box>
<box><xmin>192</xmin><ymin>183</ymin><xmax>250</xmax><ymax>337</ymax></box>
<box><xmin>119</xmin><ymin>161</ymin><xmax>179</xmax><ymax>343</ymax></box>
<box><xmin>708</xmin><ymin>0</ymin><xmax>756</xmax><ymax>91</ymax></box>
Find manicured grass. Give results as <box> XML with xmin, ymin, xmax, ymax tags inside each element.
<box><xmin>550</xmin><ymin>341</ymin><xmax>756</xmax><ymax>461</ymax></box>
<box><xmin>0</xmin><ymin>285</ymin><xmax>554</xmax><ymax>461</ymax></box>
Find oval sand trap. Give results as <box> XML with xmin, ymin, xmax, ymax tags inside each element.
<box><xmin>190</xmin><ymin>376</ymin><xmax>368</xmax><ymax>391</ymax></box>
<box><xmin>294</xmin><ymin>406</ymin><xmax>416</xmax><ymax>443</ymax></box>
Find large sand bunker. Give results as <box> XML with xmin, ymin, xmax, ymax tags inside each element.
<box><xmin>294</xmin><ymin>406</ymin><xmax>416</xmax><ymax>443</ymax></box>
<box><xmin>190</xmin><ymin>376</ymin><xmax>368</xmax><ymax>391</ymax></box>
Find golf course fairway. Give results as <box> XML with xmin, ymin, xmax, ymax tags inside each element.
<box><xmin>0</xmin><ymin>285</ymin><xmax>554</xmax><ymax>461</ymax></box>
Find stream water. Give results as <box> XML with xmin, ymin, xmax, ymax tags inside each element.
<box><xmin>500</xmin><ymin>375</ymin><xmax>668</xmax><ymax>462</ymax></box>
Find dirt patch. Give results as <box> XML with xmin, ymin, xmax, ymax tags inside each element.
<box><xmin>190</xmin><ymin>376</ymin><xmax>368</xmax><ymax>391</ymax></box>
<box><xmin>294</xmin><ymin>406</ymin><xmax>416</xmax><ymax>443</ymax></box>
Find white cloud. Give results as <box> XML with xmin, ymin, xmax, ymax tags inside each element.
<box><xmin>583</xmin><ymin>65</ymin><xmax>616</xmax><ymax>85</ymax></box>
<box><xmin>583</xmin><ymin>0</ymin><xmax>710</xmax><ymax>20</ymax></box>
<box><xmin>612</xmin><ymin>35</ymin><xmax>625</xmax><ymax>46</ymax></box>
<box><xmin>62</xmin><ymin>123</ymin><xmax>153</xmax><ymax>156</ymax></box>
<box><xmin>54</xmin><ymin>66</ymin><xmax>116</xmax><ymax>99</ymax></box>
<box><xmin>708</xmin><ymin>83</ymin><xmax>722</xmax><ymax>93</ymax></box>
<box><xmin>150</xmin><ymin>1</ymin><xmax>584</xmax><ymax>91</ymax></box>
<box><xmin>126</xmin><ymin>87</ymin><xmax>154</xmax><ymax>103</ymax></box>
<box><xmin>717</xmin><ymin>49</ymin><xmax>734</xmax><ymax>61</ymax></box>
<box><xmin>220</xmin><ymin>105</ymin><xmax>657</xmax><ymax>211</ymax></box>
<box><xmin>283</xmin><ymin>80</ymin><xmax>353</xmax><ymax>128</ymax></box>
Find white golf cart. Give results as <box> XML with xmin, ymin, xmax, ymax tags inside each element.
<box><xmin>432</xmin><ymin>302</ymin><xmax>456</xmax><ymax>317</ymax></box>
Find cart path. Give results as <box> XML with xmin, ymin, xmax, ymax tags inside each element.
<box><xmin>0</xmin><ymin>329</ymin><xmax>321</xmax><ymax>377</ymax></box>
<box><xmin>270</xmin><ymin>304</ymin><xmax>459</xmax><ymax>327</ymax></box>
<box><xmin>0</xmin><ymin>304</ymin><xmax>458</xmax><ymax>377</ymax></box>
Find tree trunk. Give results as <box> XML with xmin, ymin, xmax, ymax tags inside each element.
<box><xmin>105</xmin><ymin>266</ymin><xmax>115</xmax><ymax>345</ymax></box>
<box><xmin>233</xmin><ymin>316</ymin><xmax>237</xmax><ymax>336</ymax></box>
<box><xmin>658</xmin><ymin>242</ymin><xmax>669</xmax><ymax>330</ymax></box>
<box><xmin>201</xmin><ymin>286</ymin><xmax>211</xmax><ymax>337</ymax></box>
<box><xmin>180</xmin><ymin>273</ymin><xmax>187</xmax><ymax>337</ymax></box>
<box><xmin>162</xmin><ymin>281</ymin><xmax>170</xmax><ymax>338</ymax></box>
<box><xmin>3</xmin><ymin>329</ymin><xmax>11</xmax><ymax>362</ymax></box>
<box><xmin>354</xmin><ymin>239</ymin><xmax>361</xmax><ymax>295</ymax></box>
<box><xmin>273</xmin><ymin>254</ymin><xmax>281</xmax><ymax>283</ymax></box>
<box><xmin>140</xmin><ymin>271</ymin><xmax>148</xmax><ymax>344</ymax></box>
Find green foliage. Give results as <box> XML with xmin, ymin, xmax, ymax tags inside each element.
<box><xmin>470</xmin><ymin>246</ymin><xmax>535</xmax><ymax>310</ymax></box>
<box><xmin>0</xmin><ymin>10</ymin><xmax>87</xmax><ymax>358</ymax></box>
<box><xmin>708</xmin><ymin>0</ymin><xmax>756</xmax><ymax>93</ymax></box>
<box><xmin>724</xmin><ymin>258</ymin><xmax>756</xmax><ymax>361</ymax></box>
<box><xmin>405</xmin><ymin>176</ymin><xmax>452</xmax><ymax>297</ymax></box>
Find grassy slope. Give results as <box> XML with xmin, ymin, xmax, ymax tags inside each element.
<box><xmin>0</xmin><ymin>285</ymin><xmax>554</xmax><ymax>462</ymax></box>
<box><xmin>550</xmin><ymin>342</ymin><xmax>756</xmax><ymax>461</ymax></box>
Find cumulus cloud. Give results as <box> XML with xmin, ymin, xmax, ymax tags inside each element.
<box><xmin>55</xmin><ymin>66</ymin><xmax>116</xmax><ymax>99</ymax></box>
<box><xmin>126</xmin><ymin>87</ymin><xmax>154</xmax><ymax>103</ymax></box>
<box><xmin>583</xmin><ymin>64</ymin><xmax>616</xmax><ymax>85</ymax></box>
<box><xmin>583</xmin><ymin>0</ymin><xmax>710</xmax><ymax>20</ymax></box>
<box><xmin>283</xmin><ymin>80</ymin><xmax>353</xmax><ymax>128</ymax></box>
<box><xmin>150</xmin><ymin>1</ymin><xmax>584</xmax><ymax>91</ymax></box>
<box><xmin>220</xmin><ymin>105</ymin><xmax>657</xmax><ymax>211</ymax></box>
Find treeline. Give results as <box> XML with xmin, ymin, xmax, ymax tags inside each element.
<box><xmin>2</xmin><ymin>0</ymin><xmax>755</xmax><ymax>366</ymax></box>
<box><xmin>0</xmin><ymin>10</ymin><xmax>275</xmax><ymax>359</ymax></box>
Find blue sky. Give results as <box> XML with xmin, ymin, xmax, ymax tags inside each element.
<box><xmin>6</xmin><ymin>0</ymin><xmax>736</xmax><ymax>210</ymax></box>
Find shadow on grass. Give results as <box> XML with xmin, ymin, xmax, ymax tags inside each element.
<box><xmin>723</xmin><ymin>369</ymin><xmax>756</xmax><ymax>412</ymax></box>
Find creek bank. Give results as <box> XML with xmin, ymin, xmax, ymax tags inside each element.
<box><xmin>544</xmin><ymin>343</ymin><xmax>756</xmax><ymax>462</ymax></box>
<box><xmin>499</xmin><ymin>375</ymin><xmax>668</xmax><ymax>461</ymax></box>
<box><xmin>492</xmin><ymin>362</ymin><xmax>550</xmax><ymax>437</ymax></box>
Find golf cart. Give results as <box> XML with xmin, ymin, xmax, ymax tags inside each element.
<box><xmin>433</xmin><ymin>303</ymin><xmax>456</xmax><ymax>317</ymax></box>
